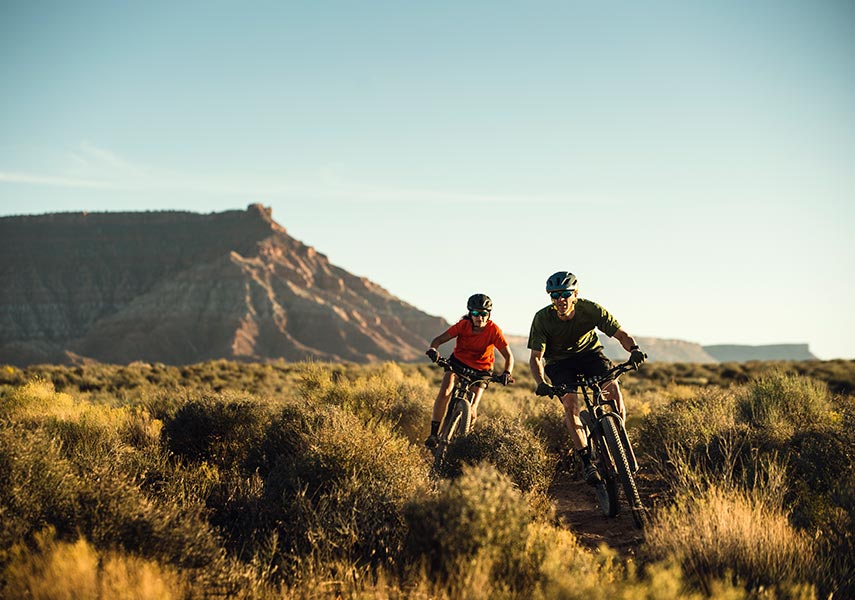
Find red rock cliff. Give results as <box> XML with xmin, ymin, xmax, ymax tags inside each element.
<box><xmin>0</xmin><ymin>204</ymin><xmax>448</xmax><ymax>365</ymax></box>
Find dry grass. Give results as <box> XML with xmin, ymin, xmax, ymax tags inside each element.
<box><xmin>4</xmin><ymin>530</ymin><xmax>185</xmax><ymax>600</ymax></box>
<box><xmin>2</xmin><ymin>359</ymin><xmax>853</xmax><ymax>598</ymax></box>
<box><xmin>646</xmin><ymin>484</ymin><xmax>819</xmax><ymax>598</ymax></box>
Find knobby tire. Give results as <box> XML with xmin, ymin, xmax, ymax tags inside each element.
<box><xmin>588</xmin><ymin>431</ymin><xmax>620</xmax><ymax>518</ymax></box>
<box><xmin>601</xmin><ymin>416</ymin><xmax>646</xmax><ymax>529</ymax></box>
<box><xmin>433</xmin><ymin>399</ymin><xmax>471</xmax><ymax>471</ymax></box>
<box><xmin>593</xmin><ymin>474</ymin><xmax>621</xmax><ymax>518</ymax></box>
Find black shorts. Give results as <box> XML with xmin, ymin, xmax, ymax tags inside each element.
<box><xmin>544</xmin><ymin>348</ymin><xmax>613</xmax><ymax>389</ymax></box>
<box><xmin>449</xmin><ymin>353</ymin><xmax>492</xmax><ymax>387</ymax></box>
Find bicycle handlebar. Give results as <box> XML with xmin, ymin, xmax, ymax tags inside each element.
<box><xmin>549</xmin><ymin>359</ymin><xmax>639</xmax><ymax>397</ymax></box>
<box><xmin>433</xmin><ymin>355</ymin><xmax>511</xmax><ymax>385</ymax></box>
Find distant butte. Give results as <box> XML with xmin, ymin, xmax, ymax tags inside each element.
<box><xmin>0</xmin><ymin>204</ymin><xmax>448</xmax><ymax>366</ymax></box>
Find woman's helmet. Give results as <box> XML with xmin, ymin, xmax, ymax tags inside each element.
<box><xmin>545</xmin><ymin>271</ymin><xmax>578</xmax><ymax>293</ymax></box>
<box><xmin>467</xmin><ymin>293</ymin><xmax>493</xmax><ymax>311</ymax></box>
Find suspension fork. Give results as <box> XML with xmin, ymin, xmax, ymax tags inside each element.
<box><xmin>441</xmin><ymin>385</ymin><xmax>462</xmax><ymax>424</ymax></box>
<box><xmin>442</xmin><ymin>380</ymin><xmax>474</xmax><ymax>423</ymax></box>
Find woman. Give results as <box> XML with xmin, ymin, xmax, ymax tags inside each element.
<box><xmin>424</xmin><ymin>293</ymin><xmax>514</xmax><ymax>448</ymax></box>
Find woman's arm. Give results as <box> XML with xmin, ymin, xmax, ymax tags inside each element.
<box><xmin>498</xmin><ymin>344</ymin><xmax>514</xmax><ymax>374</ymax></box>
<box><xmin>429</xmin><ymin>330</ymin><xmax>454</xmax><ymax>350</ymax></box>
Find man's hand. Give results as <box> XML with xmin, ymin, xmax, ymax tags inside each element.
<box><xmin>628</xmin><ymin>346</ymin><xmax>647</xmax><ymax>370</ymax></box>
<box><xmin>425</xmin><ymin>348</ymin><xmax>439</xmax><ymax>363</ymax></box>
<box><xmin>499</xmin><ymin>371</ymin><xmax>513</xmax><ymax>386</ymax></box>
<box><xmin>535</xmin><ymin>382</ymin><xmax>554</xmax><ymax>397</ymax></box>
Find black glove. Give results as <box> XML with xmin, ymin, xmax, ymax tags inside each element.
<box><xmin>499</xmin><ymin>371</ymin><xmax>513</xmax><ymax>386</ymax></box>
<box><xmin>628</xmin><ymin>347</ymin><xmax>647</xmax><ymax>369</ymax></box>
<box><xmin>535</xmin><ymin>382</ymin><xmax>554</xmax><ymax>397</ymax></box>
<box><xmin>425</xmin><ymin>348</ymin><xmax>439</xmax><ymax>363</ymax></box>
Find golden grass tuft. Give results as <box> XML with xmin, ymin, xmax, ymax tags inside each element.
<box><xmin>646</xmin><ymin>484</ymin><xmax>819</xmax><ymax>597</ymax></box>
<box><xmin>4</xmin><ymin>530</ymin><xmax>184</xmax><ymax>600</ymax></box>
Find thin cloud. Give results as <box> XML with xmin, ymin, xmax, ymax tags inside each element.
<box><xmin>0</xmin><ymin>168</ymin><xmax>607</xmax><ymax>205</ymax></box>
<box><xmin>72</xmin><ymin>142</ymin><xmax>145</xmax><ymax>175</ymax></box>
<box><xmin>0</xmin><ymin>172</ymin><xmax>114</xmax><ymax>189</ymax></box>
<box><xmin>2</xmin><ymin>143</ymin><xmax>608</xmax><ymax>205</ymax></box>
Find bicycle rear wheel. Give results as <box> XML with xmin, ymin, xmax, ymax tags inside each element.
<box><xmin>593</xmin><ymin>476</ymin><xmax>620</xmax><ymax>518</ymax></box>
<box><xmin>601</xmin><ymin>415</ymin><xmax>646</xmax><ymax>529</ymax></box>
<box><xmin>584</xmin><ymin>412</ymin><xmax>620</xmax><ymax>518</ymax></box>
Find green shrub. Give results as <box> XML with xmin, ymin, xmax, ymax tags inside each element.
<box><xmin>162</xmin><ymin>392</ymin><xmax>272</xmax><ymax>472</ymax></box>
<box><xmin>260</xmin><ymin>402</ymin><xmax>429</xmax><ymax>580</ymax></box>
<box><xmin>785</xmin><ymin>427</ymin><xmax>853</xmax><ymax>528</ymax></box>
<box><xmin>737</xmin><ymin>371</ymin><xmax>833</xmax><ymax>438</ymax></box>
<box><xmin>817</xmin><ymin>476</ymin><xmax>855</xmax><ymax>599</ymax></box>
<box><xmin>521</xmin><ymin>400</ymin><xmax>572</xmax><ymax>459</ymax></box>
<box><xmin>404</xmin><ymin>463</ymin><xmax>534</xmax><ymax>587</ymax></box>
<box><xmin>0</xmin><ymin>426</ymin><xmax>79</xmax><ymax>553</ymax></box>
<box><xmin>297</xmin><ymin>361</ymin><xmax>431</xmax><ymax>442</ymax></box>
<box><xmin>637</xmin><ymin>387</ymin><xmax>738</xmax><ymax>464</ymax></box>
<box><xmin>1</xmin><ymin>378</ymin><xmax>75</xmax><ymax>418</ymax></box>
<box><xmin>440</xmin><ymin>416</ymin><xmax>552</xmax><ymax>493</ymax></box>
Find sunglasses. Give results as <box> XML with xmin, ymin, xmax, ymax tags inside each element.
<box><xmin>549</xmin><ymin>291</ymin><xmax>575</xmax><ymax>299</ymax></box>
<box><xmin>469</xmin><ymin>310</ymin><xmax>490</xmax><ymax>317</ymax></box>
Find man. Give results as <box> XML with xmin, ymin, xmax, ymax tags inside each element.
<box><xmin>527</xmin><ymin>271</ymin><xmax>646</xmax><ymax>484</ymax></box>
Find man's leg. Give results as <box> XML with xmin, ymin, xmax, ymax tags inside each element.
<box><xmin>603</xmin><ymin>380</ymin><xmax>625</xmax><ymax>420</ymax></box>
<box><xmin>561</xmin><ymin>391</ymin><xmax>601</xmax><ymax>484</ymax></box>
<box><xmin>560</xmin><ymin>392</ymin><xmax>586</xmax><ymax>449</ymax></box>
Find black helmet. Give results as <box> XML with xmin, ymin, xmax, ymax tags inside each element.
<box><xmin>467</xmin><ymin>293</ymin><xmax>493</xmax><ymax>312</ymax></box>
<box><xmin>545</xmin><ymin>271</ymin><xmax>578</xmax><ymax>293</ymax></box>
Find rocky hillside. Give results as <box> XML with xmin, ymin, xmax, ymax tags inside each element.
<box><xmin>505</xmin><ymin>335</ymin><xmax>816</xmax><ymax>364</ymax></box>
<box><xmin>703</xmin><ymin>344</ymin><xmax>816</xmax><ymax>362</ymax></box>
<box><xmin>503</xmin><ymin>335</ymin><xmax>718</xmax><ymax>364</ymax></box>
<box><xmin>0</xmin><ymin>204</ymin><xmax>448</xmax><ymax>366</ymax></box>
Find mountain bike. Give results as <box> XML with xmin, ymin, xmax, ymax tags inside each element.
<box><xmin>430</xmin><ymin>355</ymin><xmax>509</xmax><ymax>471</ymax></box>
<box><xmin>551</xmin><ymin>360</ymin><xmax>648</xmax><ymax>529</ymax></box>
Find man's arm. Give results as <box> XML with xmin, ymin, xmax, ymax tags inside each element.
<box><xmin>612</xmin><ymin>328</ymin><xmax>638</xmax><ymax>353</ymax></box>
<box><xmin>614</xmin><ymin>328</ymin><xmax>646</xmax><ymax>367</ymax></box>
<box><xmin>529</xmin><ymin>349</ymin><xmax>547</xmax><ymax>385</ymax></box>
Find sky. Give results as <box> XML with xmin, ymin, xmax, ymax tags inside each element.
<box><xmin>1</xmin><ymin>1</ymin><xmax>853</xmax><ymax>360</ymax></box>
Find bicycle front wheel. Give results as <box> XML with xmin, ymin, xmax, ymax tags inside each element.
<box><xmin>433</xmin><ymin>400</ymin><xmax>471</xmax><ymax>471</ymax></box>
<box><xmin>601</xmin><ymin>415</ymin><xmax>646</xmax><ymax>529</ymax></box>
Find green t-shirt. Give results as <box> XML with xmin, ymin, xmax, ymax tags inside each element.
<box><xmin>527</xmin><ymin>298</ymin><xmax>621</xmax><ymax>365</ymax></box>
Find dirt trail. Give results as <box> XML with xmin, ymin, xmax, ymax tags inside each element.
<box><xmin>548</xmin><ymin>468</ymin><xmax>665</xmax><ymax>558</ymax></box>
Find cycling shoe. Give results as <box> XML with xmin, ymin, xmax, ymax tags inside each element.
<box><xmin>584</xmin><ymin>463</ymin><xmax>602</xmax><ymax>485</ymax></box>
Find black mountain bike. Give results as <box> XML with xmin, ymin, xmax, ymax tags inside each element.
<box><xmin>551</xmin><ymin>360</ymin><xmax>648</xmax><ymax>529</ymax></box>
<box><xmin>430</xmin><ymin>355</ymin><xmax>508</xmax><ymax>471</ymax></box>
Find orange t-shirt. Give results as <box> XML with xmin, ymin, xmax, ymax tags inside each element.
<box><xmin>446</xmin><ymin>319</ymin><xmax>509</xmax><ymax>371</ymax></box>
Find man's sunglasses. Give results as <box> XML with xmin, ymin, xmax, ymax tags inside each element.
<box><xmin>550</xmin><ymin>291</ymin><xmax>575</xmax><ymax>299</ymax></box>
<box><xmin>470</xmin><ymin>310</ymin><xmax>490</xmax><ymax>317</ymax></box>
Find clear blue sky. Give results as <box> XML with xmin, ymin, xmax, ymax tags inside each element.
<box><xmin>2</xmin><ymin>1</ymin><xmax>853</xmax><ymax>359</ymax></box>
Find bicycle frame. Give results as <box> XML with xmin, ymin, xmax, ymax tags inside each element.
<box><xmin>431</xmin><ymin>355</ymin><xmax>501</xmax><ymax>471</ymax></box>
<box><xmin>554</xmin><ymin>361</ymin><xmax>646</xmax><ymax>528</ymax></box>
<box><xmin>577</xmin><ymin>370</ymin><xmax>639</xmax><ymax>475</ymax></box>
